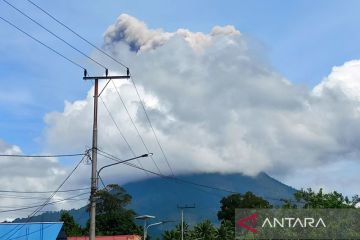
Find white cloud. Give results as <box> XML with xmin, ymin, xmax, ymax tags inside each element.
<box><xmin>0</xmin><ymin>139</ymin><xmax>89</xmax><ymax>221</ymax></box>
<box><xmin>43</xmin><ymin>15</ymin><xmax>360</xmax><ymax>195</ymax></box>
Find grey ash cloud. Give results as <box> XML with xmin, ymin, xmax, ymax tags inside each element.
<box><xmin>43</xmin><ymin>14</ymin><xmax>360</xmax><ymax>194</ymax></box>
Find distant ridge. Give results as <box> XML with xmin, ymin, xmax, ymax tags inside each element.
<box><xmin>13</xmin><ymin>172</ymin><xmax>296</xmax><ymax>234</ymax></box>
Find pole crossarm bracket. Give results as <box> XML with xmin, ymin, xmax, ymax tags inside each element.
<box><xmin>83</xmin><ymin>75</ymin><xmax>130</xmax><ymax>80</ymax></box>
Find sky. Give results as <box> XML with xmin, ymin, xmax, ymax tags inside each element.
<box><xmin>1</xmin><ymin>0</ymin><xmax>360</xmax><ymax>219</ymax></box>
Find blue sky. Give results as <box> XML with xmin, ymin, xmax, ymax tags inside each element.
<box><xmin>1</xmin><ymin>0</ymin><xmax>360</xmax><ymax>192</ymax></box>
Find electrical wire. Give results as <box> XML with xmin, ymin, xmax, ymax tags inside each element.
<box><xmin>97</xmin><ymin>149</ymin><xmax>236</xmax><ymax>194</ymax></box>
<box><xmin>1</xmin><ymin>0</ymin><xmax>107</xmax><ymax>71</ymax></box>
<box><xmin>106</xmin><ymin>81</ymin><xmax>163</xmax><ymax>174</ymax></box>
<box><xmin>0</xmin><ymin>195</ymin><xmax>55</xmax><ymax>201</ymax></box>
<box><xmin>0</xmin><ymin>153</ymin><xmax>86</xmax><ymax>158</ymax></box>
<box><xmin>97</xmin><ymin>149</ymin><xmax>303</xmax><ymax>204</ymax></box>
<box><xmin>25</xmin><ymin>0</ymin><xmax>129</xmax><ymax>70</ymax></box>
<box><xmin>0</xmin><ymin>187</ymin><xmax>89</xmax><ymax>194</ymax></box>
<box><xmin>99</xmin><ymin>96</ymin><xmax>152</xmax><ymax>175</ymax></box>
<box><xmin>128</xmin><ymin>73</ymin><xmax>175</xmax><ymax>176</ymax></box>
<box><xmin>0</xmin><ymin>192</ymin><xmax>89</xmax><ymax>213</ymax></box>
<box><xmin>0</xmin><ymin>15</ymin><xmax>85</xmax><ymax>70</ymax></box>
<box><xmin>0</xmin><ymin>151</ymin><xmax>89</xmax><ymax>240</ymax></box>
<box><xmin>20</xmin><ymin>0</ymin><xmax>175</xmax><ymax>176</ymax></box>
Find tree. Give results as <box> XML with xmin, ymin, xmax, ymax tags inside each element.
<box><xmin>60</xmin><ymin>211</ymin><xmax>83</xmax><ymax>236</ymax></box>
<box><xmin>290</xmin><ymin>188</ymin><xmax>360</xmax><ymax>208</ymax></box>
<box><xmin>162</xmin><ymin>223</ymin><xmax>189</xmax><ymax>240</ymax></box>
<box><xmin>162</xmin><ymin>229</ymin><xmax>179</xmax><ymax>240</ymax></box>
<box><xmin>189</xmin><ymin>220</ymin><xmax>217</xmax><ymax>240</ymax></box>
<box><xmin>216</xmin><ymin>220</ymin><xmax>234</xmax><ymax>240</ymax></box>
<box><xmin>85</xmin><ymin>184</ymin><xmax>142</xmax><ymax>236</ymax></box>
<box><xmin>217</xmin><ymin>191</ymin><xmax>271</xmax><ymax>224</ymax></box>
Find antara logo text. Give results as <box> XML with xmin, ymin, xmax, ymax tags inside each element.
<box><xmin>261</xmin><ymin>217</ymin><xmax>326</xmax><ymax>228</ymax></box>
<box><xmin>237</xmin><ymin>212</ymin><xmax>326</xmax><ymax>234</ymax></box>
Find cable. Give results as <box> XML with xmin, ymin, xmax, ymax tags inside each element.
<box><xmin>97</xmin><ymin>149</ymin><xmax>304</xmax><ymax>204</ymax></box>
<box><xmin>97</xmin><ymin>150</ymin><xmax>236</xmax><ymax>194</ymax></box>
<box><xmin>0</xmin><ymin>151</ymin><xmax>89</xmax><ymax>240</ymax></box>
<box><xmin>1</xmin><ymin>0</ymin><xmax>107</xmax><ymax>71</ymax></box>
<box><xmin>25</xmin><ymin>0</ymin><xmax>129</xmax><ymax>70</ymax></box>
<box><xmin>107</xmin><ymin>81</ymin><xmax>163</xmax><ymax>174</ymax></box>
<box><xmin>129</xmin><ymin>73</ymin><xmax>175</xmax><ymax>176</ymax></box>
<box><xmin>0</xmin><ymin>16</ymin><xmax>85</xmax><ymax>70</ymax></box>
<box><xmin>0</xmin><ymin>194</ymin><xmax>55</xmax><ymax>201</ymax></box>
<box><xmin>99</xmin><ymin>96</ymin><xmax>136</xmax><ymax>157</ymax></box>
<box><xmin>0</xmin><ymin>153</ymin><xmax>85</xmax><ymax>158</ymax></box>
<box><xmin>98</xmin><ymin>174</ymin><xmax>107</xmax><ymax>190</ymax></box>
<box><xmin>23</xmin><ymin>0</ymin><xmax>173</xmax><ymax>175</ymax></box>
<box><xmin>0</xmin><ymin>187</ymin><xmax>89</xmax><ymax>194</ymax></box>
<box><xmin>99</xmin><ymin>96</ymin><xmax>153</xmax><ymax>175</ymax></box>
<box><xmin>0</xmin><ymin>192</ymin><xmax>89</xmax><ymax>213</ymax></box>
<box><xmin>22</xmin><ymin>0</ymin><xmax>173</xmax><ymax>175</ymax></box>
<box><xmin>5</xmin><ymin>224</ymin><xmax>55</xmax><ymax>240</ymax></box>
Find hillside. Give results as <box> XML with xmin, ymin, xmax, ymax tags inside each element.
<box><xmin>13</xmin><ymin>172</ymin><xmax>296</xmax><ymax>234</ymax></box>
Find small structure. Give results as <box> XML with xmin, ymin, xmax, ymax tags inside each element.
<box><xmin>0</xmin><ymin>222</ymin><xmax>65</xmax><ymax>240</ymax></box>
<box><xmin>68</xmin><ymin>236</ymin><xmax>141</xmax><ymax>240</ymax></box>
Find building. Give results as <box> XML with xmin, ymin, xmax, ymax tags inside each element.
<box><xmin>0</xmin><ymin>222</ymin><xmax>66</xmax><ymax>240</ymax></box>
<box><xmin>68</xmin><ymin>236</ymin><xmax>141</xmax><ymax>240</ymax></box>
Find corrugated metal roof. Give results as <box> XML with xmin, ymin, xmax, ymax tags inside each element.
<box><xmin>0</xmin><ymin>222</ymin><xmax>64</xmax><ymax>240</ymax></box>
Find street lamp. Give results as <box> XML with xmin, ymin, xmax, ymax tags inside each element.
<box><xmin>135</xmin><ymin>215</ymin><xmax>155</xmax><ymax>240</ymax></box>
<box><xmin>97</xmin><ymin>153</ymin><xmax>153</xmax><ymax>188</ymax></box>
<box><xmin>144</xmin><ymin>222</ymin><xmax>163</xmax><ymax>240</ymax></box>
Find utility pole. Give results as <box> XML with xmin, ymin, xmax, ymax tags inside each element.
<box><xmin>84</xmin><ymin>72</ymin><xmax>130</xmax><ymax>240</ymax></box>
<box><xmin>177</xmin><ymin>204</ymin><xmax>195</xmax><ymax>240</ymax></box>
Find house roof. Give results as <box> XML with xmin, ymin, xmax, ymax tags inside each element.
<box><xmin>0</xmin><ymin>222</ymin><xmax>64</xmax><ymax>240</ymax></box>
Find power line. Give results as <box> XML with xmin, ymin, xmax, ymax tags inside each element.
<box><xmin>0</xmin><ymin>151</ymin><xmax>89</xmax><ymax>240</ymax></box>
<box><xmin>0</xmin><ymin>15</ymin><xmax>85</xmax><ymax>70</ymax></box>
<box><xmin>1</xmin><ymin>0</ymin><xmax>107</xmax><ymax>71</ymax></box>
<box><xmin>0</xmin><ymin>194</ymin><xmax>58</xmax><ymax>201</ymax></box>
<box><xmin>0</xmin><ymin>187</ymin><xmax>89</xmax><ymax>194</ymax></box>
<box><xmin>0</xmin><ymin>153</ymin><xmax>86</xmax><ymax>158</ymax></box>
<box><xmin>99</xmin><ymin>96</ymin><xmax>154</xmax><ymax>175</ymax></box>
<box><xmin>25</xmin><ymin>0</ymin><xmax>129</xmax><ymax>70</ymax></box>
<box><xmin>107</xmin><ymin>81</ymin><xmax>163</xmax><ymax>174</ymax></box>
<box><xmin>99</xmin><ymin>96</ymin><xmax>136</xmax><ymax>157</ymax></box>
<box><xmin>0</xmin><ymin>192</ymin><xmax>89</xmax><ymax>213</ymax></box>
<box><xmin>97</xmin><ymin>149</ymin><xmax>236</xmax><ymax>194</ymax></box>
<box><xmin>22</xmin><ymin>0</ymin><xmax>174</xmax><ymax>176</ymax></box>
<box><xmin>128</xmin><ymin>73</ymin><xmax>175</xmax><ymax>176</ymax></box>
<box><xmin>97</xmin><ymin>149</ymin><xmax>303</xmax><ymax>204</ymax></box>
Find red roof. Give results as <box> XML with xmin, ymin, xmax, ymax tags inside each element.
<box><xmin>68</xmin><ymin>235</ymin><xmax>141</xmax><ymax>240</ymax></box>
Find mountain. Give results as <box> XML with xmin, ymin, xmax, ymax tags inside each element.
<box><xmin>13</xmin><ymin>172</ymin><xmax>296</xmax><ymax>235</ymax></box>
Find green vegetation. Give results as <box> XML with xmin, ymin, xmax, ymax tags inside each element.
<box><xmin>283</xmin><ymin>188</ymin><xmax>360</xmax><ymax>208</ymax></box>
<box><xmin>218</xmin><ymin>191</ymin><xmax>272</xmax><ymax>224</ymax></box>
<box><xmin>60</xmin><ymin>184</ymin><xmax>359</xmax><ymax>239</ymax></box>
<box><xmin>62</xmin><ymin>184</ymin><xmax>141</xmax><ymax>237</ymax></box>
<box><xmin>60</xmin><ymin>211</ymin><xmax>83</xmax><ymax>236</ymax></box>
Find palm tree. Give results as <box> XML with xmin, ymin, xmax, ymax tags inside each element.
<box><xmin>190</xmin><ymin>220</ymin><xmax>217</xmax><ymax>240</ymax></box>
<box><xmin>216</xmin><ymin>220</ymin><xmax>234</xmax><ymax>240</ymax></box>
<box><xmin>162</xmin><ymin>229</ymin><xmax>179</xmax><ymax>240</ymax></box>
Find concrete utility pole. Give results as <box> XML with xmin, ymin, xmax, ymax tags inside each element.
<box><xmin>177</xmin><ymin>204</ymin><xmax>195</xmax><ymax>240</ymax></box>
<box><xmin>84</xmin><ymin>73</ymin><xmax>130</xmax><ymax>240</ymax></box>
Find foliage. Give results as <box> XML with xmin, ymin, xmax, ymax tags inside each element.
<box><xmin>162</xmin><ymin>223</ymin><xmax>189</xmax><ymax>240</ymax></box>
<box><xmin>217</xmin><ymin>191</ymin><xmax>272</xmax><ymax>224</ymax></box>
<box><xmin>188</xmin><ymin>220</ymin><xmax>217</xmax><ymax>240</ymax></box>
<box><xmin>283</xmin><ymin>188</ymin><xmax>360</xmax><ymax>208</ymax></box>
<box><xmin>162</xmin><ymin>229</ymin><xmax>180</xmax><ymax>240</ymax></box>
<box><xmin>60</xmin><ymin>211</ymin><xmax>83</xmax><ymax>236</ymax></box>
<box><xmin>216</xmin><ymin>220</ymin><xmax>234</xmax><ymax>240</ymax></box>
<box><xmin>85</xmin><ymin>184</ymin><xmax>142</xmax><ymax>236</ymax></box>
